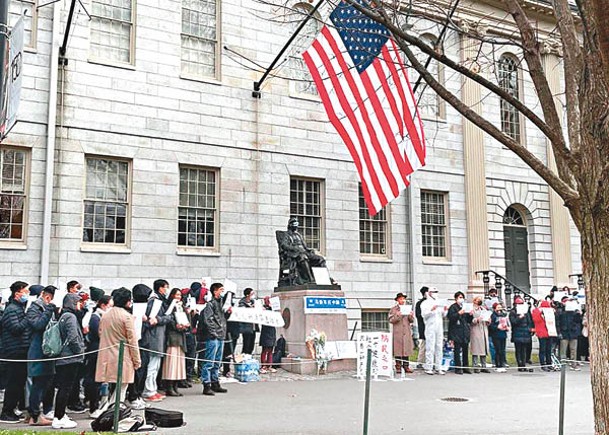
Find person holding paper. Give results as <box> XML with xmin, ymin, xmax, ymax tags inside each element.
<box><xmin>557</xmin><ymin>296</ymin><xmax>583</xmax><ymax>370</ymax></box>
<box><xmin>420</xmin><ymin>288</ymin><xmax>447</xmax><ymax>375</ymax></box>
<box><xmin>127</xmin><ymin>283</ymin><xmax>153</xmax><ymax>409</ymax></box>
<box><xmin>201</xmin><ymin>283</ymin><xmax>231</xmax><ymax>396</ymax></box>
<box><xmin>470</xmin><ymin>296</ymin><xmax>491</xmax><ymax>373</ymax></box>
<box><xmin>448</xmin><ymin>291</ymin><xmax>473</xmax><ymax>374</ymax></box>
<box><xmin>388</xmin><ymin>292</ymin><xmax>415</xmax><ymax>376</ymax></box>
<box><xmin>509</xmin><ymin>296</ymin><xmax>534</xmax><ymax>372</ymax></box>
<box><xmin>489</xmin><ymin>303</ymin><xmax>510</xmax><ymax>372</ymax></box>
<box><xmin>239</xmin><ymin>288</ymin><xmax>257</xmax><ymax>355</ymax></box>
<box><xmin>532</xmin><ymin>300</ymin><xmax>553</xmax><ymax>371</ymax></box>
<box><xmin>141</xmin><ymin>279</ymin><xmax>173</xmax><ymax>402</ymax></box>
<box><xmin>259</xmin><ymin>296</ymin><xmax>277</xmax><ymax>374</ymax></box>
<box><xmin>415</xmin><ymin>287</ymin><xmax>429</xmax><ymax>369</ymax></box>
<box><xmin>162</xmin><ymin>288</ymin><xmax>189</xmax><ymax>397</ymax></box>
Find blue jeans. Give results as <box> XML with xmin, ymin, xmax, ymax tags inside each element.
<box><xmin>201</xmin><ymin>339</ymin><xmax>223</xmax><ymax>384</ymax></box>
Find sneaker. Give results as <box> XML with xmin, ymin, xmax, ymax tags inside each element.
<box><xmin>0</xmin><ymin>412</ymin><xmax>20</xmax><ymax>423</ymax></box>
<box><xmin>144</xmin><ymin>393</ymin><xmax>164</xmax><ymax>402</ymax></box>
<box><xmin>260</xmin><ymin>368</ymin><xmax>268</xmax><ymax>374</ymax></box>
<box><xmin>496</xmin><ymin>367</ymin><xmax>507</xmax><ymax>373</ymax></box>
<box><xmin>43</xmin><ymin>411</ymin><xmax>54</xmax><ymax>420</ymax></box>
<box><xmin>128</xmin><ymin>398</ymin><xmax>147</xmax><ymax>410</ymax></box>
<box><xmin>269</xmin><ymin>368</ymin><xmax>278</xmax><ymax>373</ymax></box>
<box><xmin>13</xmin><ymin>408</ymin><xmax>23</xmax><ymax>417</ymax></box>
<box><xmin>89</xmin><ymin>409</ymin><xmax>104</xmax><ymax>419</ymax></box>
<box><xmin>52</xmin><ymin>415</ymin><xmax>78</xmax><ymax>429</ymax></box>
<box><xmin>437</xmin><ymin>370</ymin><xmax>446</xmax><ymax>375</ymax></box>
<box><xmin>67</xmin><ymin>404</ymin><xmax>87</xmax><ymax>414</ymax></box>
<box><xmin>425</xmin><ymin>370</ymin><xmax>434</xmax><ymax>375</ymax></box>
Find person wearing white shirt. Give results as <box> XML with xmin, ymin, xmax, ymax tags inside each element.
<box><xmin>420</xmin><ymin>288</ymin><xmax>447</xmax><ymax>375</ymax></box>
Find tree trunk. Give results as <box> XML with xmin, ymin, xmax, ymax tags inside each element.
<box><xmin>578</xmin><ymin>208</ymin><xmax>609</xmax><ymax>435</ymax></box>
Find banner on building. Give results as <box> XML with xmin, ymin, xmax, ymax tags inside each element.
<box><xmin>0</xmin><ymin>16</ymin><xmax>24</xmax><ymax>140</ymax></box>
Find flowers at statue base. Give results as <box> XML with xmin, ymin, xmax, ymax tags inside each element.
<box><xmin>306</xmin><ymin>329</ymin><xmax>329</xmax><ymax>373</ymax></box>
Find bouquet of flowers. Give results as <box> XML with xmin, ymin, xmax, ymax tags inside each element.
<box><xmin>306</xmin><ymin>329</ymin><xmax>329</xmax><ymax>373</ymax></box>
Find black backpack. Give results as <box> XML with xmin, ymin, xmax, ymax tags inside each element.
<box><xmin>272</xmin><ymin>336</ymin><xmax>287</xmax><ymax>367</ymax></box>
<box><xmin>145</xmin><ymin>408</ymin><xmax>184</xmax><ymax>428</ymax></box>
<box><xmin>91</xmin><ymin>404</ymin><xmax>132</xmax><ymax>432</ymax></box>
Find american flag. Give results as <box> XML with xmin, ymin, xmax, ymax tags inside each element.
<box><xmin>303</xmin><ymin>0</ymin><xmax>426</xmax><ymax>216</ymax></box>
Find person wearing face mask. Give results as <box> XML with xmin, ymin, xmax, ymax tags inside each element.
<box><xmin>0</xmin><ymin>281</ymin><xmax>31</xmax><ymax>424</ymax></box>
<box><xmin>52</xmin><ymin>293</ymin><xmax>86</xmax><ymax>429</ymax></box>
<box><xmin>26</xmin><ymin>285</ymin><xmax>58</xmax><ymax>426</ymax></box>
<box><xmin>470</xmin><ymin>296</ymin><xmax>491</xmax><ymax>373</ymax></box>
<box><xmin>95</xmin><ymin>288</ymin><xmax>141</xmax><ymax>410</ymax></box>
<box><xmin>201</xmin><ymin>283</ymin><xmax>231</xmax><ymax>396</ymax></box>
<box><xmin>239</xmin><ymin>288</ymin><xmax>257</xmax><ymax>355</ymax></box>
<box><xmin>489</xmin><ymin>303</ymin><xmax>510</xmax><ymax>373</ymax></box>
<box><xmin>509</xmin><ymin>296</ymin><xmax>534</xmax><ymax>372</ymax></box>
<box><xmin>448</xmin><ymin>291</ymin><xmax>473</xmax><ymax>374</ymax></box>
<box><xmin>420</xmin><ymin>287</ymin><xmax>447</xmax><ymax>375</ymax></box>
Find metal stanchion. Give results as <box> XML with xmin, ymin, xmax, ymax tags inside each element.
<box><xmin>113</xmin><ymin>340</ymin><xmax>125</xmax><ymax>433</ymax></box>
<box><xmin>363</xmin><ymin>348</ymin><xmax>372</xmax><ymax>435</ymax></box>
<box><xmin>558</xmin><ymin>360</ymin><xmax>566</xmax><ymax>435</ymax></box>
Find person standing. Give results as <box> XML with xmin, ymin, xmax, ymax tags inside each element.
<box><xmin>532</xmin><ymin>300</ymin><xmax>553</xmax><ymax>371</ymax></box>
<box><xmin>448</xmin><ymin>291</ymin><xmax>473</xmax><ymax>374</ymax></box>
<box><xmin>239</xmin><ymin>288</ymin><xmax>256</xmax><ymax>355</ymax></box>
<box><xmin>85</xmin><ymin>295</ymin><xmax>112</xmax><ymax>418</ymax></box>
<box><xmin>162</xmin><ymin>288</ymin><xmax>188</xmax><ymax>397</ymax></box>
<box><xmin>509</xmin><ymin>296</ymin><xmax>534</xmax><ymax>372</ymax></box>
<box><xmin>259</xmin><ymin>296</ymin><xmax>277</xmax><ymax>374</ymax></box>
<box><xmin>52</xmin><ymin>293</ymin><xmax>86</xmax><ymax>429</ymax></box>
<box><xmin>489</xmin><ymin>303</ymin><xmax>510</xmax><ymax>373</ymax></box>
<box><xmin>558</xmin><ymin>296</ymin><xmax>583</xmax><ymax>370</ymax></box>
<box><xmin>141</xmin><ymin>279</ymin><xmax>172</xmax><ymax>402</ymax></box>
<box><xmin>388</xmin><ymin>292</ymin><xmax>415</xmax><ymax>376</ymax></box>
<box><xmin>0</xmin><ymin>281</ymin><xmax>31</xmax><ymax>424</ymax></box>
<box><xmin>26</xmin><ymin>285</ymin><xmax>57</xmax><ymax>426</ymax></box>
<box><xmin>201</xmin><ymin>283</ymin><xmax>230</xmax><ymax>396</ymax></box>
<box><xmin>414</xmin><ymin>287</ymin><xmax>428</xmax><ymax>369</ymax></box>
<box><xmin>420</xmin><ymin>288</ymin><xmax>447</xmax><ymax>375</ymax></box>
<box><xmin>470</xmin><ymin>296</ymin><xmax>491</xmax><ymax>373</ymax></box>
<box><xmin>95</xmin><ymin>288</ymin><xmax>141</xmax><ymax>408</ymax></box>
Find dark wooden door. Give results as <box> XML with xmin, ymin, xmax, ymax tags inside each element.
<box><xmin>503</xmin><ymin>226</ymin><xmax>531</xmax><ymax>291</ymax></box>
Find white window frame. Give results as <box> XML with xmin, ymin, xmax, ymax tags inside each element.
<box><xmin>177</xmin><ymin>165</ymin><xmax>220</xmax><ymax>254</ymax></box>
<box><xmin>9</xmin><ymin>0</ymin><xmax>38</xmax><ymax>52</ymax></box>
<box><xmin>497</xmin><ymin>52</ymin><xmax>525</xmax><ymax>144</ymax></box>
<box><xmin>81</xmin><ymin>155</ymin><xmax>132</xmax><ymax>252</ymax></box>
<box><xmin>0</xmin><ymin>146</ymin><xmax>30</xmax><ymax>248</ymax></box>
<box><xmin>180</xmin><ymin>0</ymin><xmax>222</xmax><ymax>82</ymax></box>
<box><xmin>361</xmin><ymin>310</ymin><xmax>390</xmax><ymax>332</ymax></box>
<box><xmin>89</xmin><ymin>0</ymin><xmax>136</xmax><ymax>67</ymax></box>
<box><xmin>358</xmin><ymin>183</ymin><xmax>391</xmax><ymax>260</ymax></box>
<box><xmin>420</xmin><ymin>190</ymin><xmax>450</xmax><ymax>261</ymax></box>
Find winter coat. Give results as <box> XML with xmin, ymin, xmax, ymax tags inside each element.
<box><xmin>470</xmin><ymin>306</ymin><xmax>490</xmax><ymax>356</ymax></box>
<box><xmin>238</xmin><ymin>297</ymin><xmax>255</xmax><ymax>335</ymax></box>
<box><xmin>141</xmin><ymin>291</ymin><xmax>173</xmax><ymax>353</ymax></box>
<box><xmin>1</xmin><ymin>298</ymin><xmax>32</xmax><ymax>357</ymax></box>
<box><xmin>447</xmin><ymin>303</ymin><xmax>473</xmax><ymax>344</ymax></box>
<box><xmin>388</xmin><ymin>304</ymin><xmax>414</xmax><ymax>357</ymax></box>
<box><xmin>57</xmin><ymin>294</ymin><xmax>86</xmax><ymax>366</ymax></box>
<box><xmin>558</xmin><ymin>309</ymin><xmax>583</xmax><ymax>340</ymax></box>
<box><xmin>415</xmin><ymin>298</ymin><xmax>426</xmax><ymax>340</ymax></box>
<box><xmin>259</xmin><ymin>307</ymin><xmax>277</xmax><ymax>348</ymax></box>
<box><xmin>509</xmin><ymin>307</ymin><xmax>534</xmax><ymax>344</ymax></box>
<box><xmin>531</xmin><ymin>304</ymin><xmax>550</xmax><ymax>339</ymax></box>
<box><xmin>96</xmin><ymin>306</ymin><xmax>141</xmax><ymax>384</ymax></box>
<box><xmin>166</xmin><ymin>305</ymin><xmax>187</xmax><ymax>352</ymax></box>
<box><xmin>201</xmin><ymin>296</ymin><xmax>228</xmax><ymax>341</ymax></box>
<box><xmin>26</xmin><ymin>298</ymin><xmax>56</xmax><ymax>377</ymax></box>
<box><xmin>489</xmin><ymin>311</ymin><xmax>510</xmax><ymax>339</ymax></box>
<box><xmin>87</xmin><ymin>310</ymin><xmax>103</xmax><ymax>352</ymax></box>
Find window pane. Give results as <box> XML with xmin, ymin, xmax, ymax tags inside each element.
<box><xmin>421</xmin><ymin>191</ymin><xmax>447</xmax><ymax>258</ymax></box>
<box><xmin>359</xmin><ymin>184</ymin><xmax>388</xmax><ymax>255</ymax></box>
<box><xmin>290</xmin><ymin>178</ymin><xmax>323</xmax><ymax>251</ymax></box>
<box><xmin>361</xmin><ymin>311</ymin><xmax>389</xmax><ymax>332</ymax></box>
<box><xmin>90</xmin><ymin>0</ymin><xmax>133</xmax><ymax>63</ymax></box>
<box><xmin>180</xmin><ymin>0</ymin><xmax>218</xmax><ymax>78</ymax></box>
<box><xmin>177</xmin><ymin>166</ymin><xmax>218</xmax><ymax>248</ymax></box>
<box><xmin>0</xmin><ymin>148</ymin><xmax>28</xmax><ymax>241</ymax></box>
<box><xmin>498</xmin><ymin>54</ymin><xmax>521</xmax><ymax>142</ymax></box>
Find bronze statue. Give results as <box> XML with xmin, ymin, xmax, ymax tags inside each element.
<box><xmin>276</xmin><ymin>217</ymin><xmax>328</xmax><ymax>287</ymax></box>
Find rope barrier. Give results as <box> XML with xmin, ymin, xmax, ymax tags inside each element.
<box><xmin>0</xmin><ymin>344</ymin><xmax>119</xmax><ymax>363</ymax></box>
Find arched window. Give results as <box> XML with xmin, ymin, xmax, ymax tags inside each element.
<box><xmin>503</xmin><ymin>206</ymin><xmax>525</xmax><ymax>226</ymax></box>
<box><xmin>413</xmin><ymin>34</ymin><xmax>445</xmax><ymax>119</ymax></box>
<box><xmin>286</xmin><ymin>3</ymin><xmax>322</xmax><ymax>97</ymax></box>
<box><xmin>497</xmin><ymin>54</ymin><xmax>521</xmax><ymax>142</ymax></box>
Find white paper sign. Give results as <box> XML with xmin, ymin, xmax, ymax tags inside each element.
<box><xmin>554</xmin><ymin>291</ymin><xmax>567</xmax><ymax>302</ymax></box>
<box><xmin>223</xmin><ymin>279</ymin><xmax>237</xmax><ymax>295</ymax></box>
<box><xmin>132</xmin><ymin>303</ymin><xmax>148</xmax><ymax>341</ymax></box>
<box><xmin>462</xmin><ymin>303</ymin><xmax>474</xmax><ymax>312</ymax></box>
<box><xmin>565</xmin><ymin>301</ymin><xmax>580</xmax><ymax>312</ymax></box>
<box><xmin>542</xmin><ymin>308</ymin><xmax>558</xmax><ymax>337</ymax></box>
<box><xmin>149</xmin><ymin>299</ymin><xmax>163</xmax><ymax>319</ymax></box>
<box><xmin>1</xmin><ymin>288</ymin><xmax>11</xmax><ymax>303</ymax></box>
<box><xmin>222</xmin><ymin>292</ymin><xmax>233</xmax><ymax>311</ymax></box>
<box><xmin>175</xmin><ymin>310</ymin><xmax>190</xmax><ymax>326</ymax></box>
<box><xmin>187</xmin><ymin>296</ymin><xmax>196</xmax><ymax>309</ymax></box>
<box><xmin>165</xmin><ymin>299</ymin><xmax>177</xmax><ymax>316</ymax></box>
<box><xmin>399</xmin><ymin>304</ymin><xmax>412</xmax><ymax>316</ymax></box>
<box><xmin>335</xmin><ymin>340</ymin><xmax>358</xmax><ymax>359</ymax></box>
<box><xmin>434</xmin><ymin>299</ymin><xmax>449</xmax><ymax>307</ymax></box>
<box><xmin>516</xmin><ymin>304</ymin><xmax>528</xmax><ymax>315</ymax></box>
<box><xmin>52</xmin><ymin>289</ymin><xmax>67</xmax><ymax>307</ymax></box>
<box><xmin>82</xmin><ymin>311</ymin><xmax>92</xmax><ymax>329</ymax></box>
<box><xmin>479</xmin><ymin>310</ymin><xmax>492</xmax><ymax>322</ymax></box>
<box><xmin>357</xmin><ymin>332</ymin><xmax>393</xmax><ymax>379</ymax></box>
<box><xmin>270</xmin><ymin>296</ymin><xmax>281</xmax><ymax>311</ymax></box>
<box><xmin>227</xmin><ymin>306</ymin><xmax>285</xmax><ymax>327</ymax></box>
<box><xmin>312</xmin><ymin>267</ymin><xmax>332</xmax><ymax>285</ymax></box>
<box><xmin>484</xmin><ymin>297</ymin><xmax>499</xmax><ymax>310</ymax></box>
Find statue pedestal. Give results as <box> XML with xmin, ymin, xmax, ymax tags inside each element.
<box><xmin>273</xmin><ymin>286</ymin><xmax>355</xmax><ymax>374</ymax></box>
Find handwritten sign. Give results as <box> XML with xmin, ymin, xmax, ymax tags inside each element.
<box><xmin>357</xmin><ymin>332</ymin><xmax>393</xmax><ymax>379</ymax></box>
<box><xmin>542</xmin><ymin>308</ymin><xmax>558</xmax><ymax>337</ymax></box>
<box><xmin>227</xmin><ymin>306</ymin><xmax>285</xmax><ymax>327</ymax></box>
<box><xmin>479</xmin><ymin>310</ymin><xmax>492</xmax><ymax>322</ymax></box>
<box><xmin>325</xmin><ymin>340</ymin><xmax>358</xmax><ymax>360</ymax></box>
<box><xmin>399</xmin><ymin>304</ymin><xmax>412</xmax><ymax>316</ymax></box>
<box><xmin>303</xmin><ymin>297</ymin><xmax>347</xmax><ymax>314</ymax></box>
<box><xmin>132</xmin><ymin>303</ymin><xmax>148</xmax><ymax>341</ymax></box>
<box><xmin>565</xmin><ymin>301</ymin><xmax>580</xmax><ymax>312</ymax></box>
<box><xmin>270</xmin><ymin>297</ymin><xmax>281</xmax><ymax>311</ymax></box>
<box><xmin>516</xmin><ymin>304</ymin><xmax>528</xmax><ymax>315</ymax></box>
<box><xmin>462</xmin><ymin>303</ymin><xmax>473</xmax><ymax>312</ymax></box>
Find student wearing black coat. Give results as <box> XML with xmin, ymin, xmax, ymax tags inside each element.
<box><xmin>259</xmin><ymin>297</ymin><xmax>277</xmax><ymax>374</ymax></box>
<box><xmin>509</xmin><ymin>296</ymin><xmax>534</xmax><ymax>372</ymax></box>
<box><xmin>447</xmin><ymin>291</ymin><xmax>473</xmax><ymax>375</ymax></box>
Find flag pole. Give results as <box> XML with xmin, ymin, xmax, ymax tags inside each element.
<box><xmin>252</xmin><ymin>0</ymin><xmax>326</xmax><ymax>98</ymax></box>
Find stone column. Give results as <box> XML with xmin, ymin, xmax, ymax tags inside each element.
<box><xmin>542</xmin><ymin>40</ymin><xmax>572</xmax><ymax>286</ymax></box>
<box><xmin>460</xmin><ymin>27</ymin><xmax>490</xmax><ymax>293</ymax></box>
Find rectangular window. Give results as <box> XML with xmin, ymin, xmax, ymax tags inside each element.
<box><xmin>361</xmin><ymin>310</ymin><xmax>390</xmax><ymax>332</ymax></box>
<box><xmin>421</xmin><ymin>191</ymin><xmax>447</xmax><ymax>258</ymax></box>
<box><xmin>359</xmin><ymin>184</ymin><xmax>389</xmax><ymax>256</ymax></box>
<box><xmin>0</xmin><ymin>148</ymin><xmax>28</xmax><ymax>242</ymax></box>
<box><xmin>83</xmin><ymin>157</ymin><xmax>130</xmax><ymax>245</ymax></box>
<box><xmin>181</xmin><ymin>0</ymin><xmax>219</xmax><ymax>79</ymax></box>
<box><xmin>9</xmin><ymin>0</ymin><xmax>37</xmax><ymax>50</ymax></box>
<box><xmin>90</xmin><ymin>0</ymin><xmax>135</xmax><ymax>64</ymax></box>
<box><xmin>290</xmin><ymin>177</ymin><xmax>323</xmax><ymax>252</ymax></box>
<box><xmin>178</xmin><ymin>166</ymin><xmax>218</xmax><ymax>249</ymax></box>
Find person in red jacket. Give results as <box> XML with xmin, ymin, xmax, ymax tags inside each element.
<box><xmin>532</xmin><ymin>300</ymin><xmax>553</xmax><ymax>372</ymax></box>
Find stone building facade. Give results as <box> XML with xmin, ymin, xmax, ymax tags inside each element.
<box><xmin>1</xmin><ymin>0</ymin><xmax>581</xmax><ymax>332</ymax></box>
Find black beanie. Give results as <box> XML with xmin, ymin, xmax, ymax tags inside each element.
<box><xmin>113</xmin><ymin>288</ymin><xmax>132</xmax><ymax>308</ymax></box>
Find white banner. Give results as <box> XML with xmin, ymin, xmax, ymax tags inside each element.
<box><xmin>356</xmin><ymin>332</ymin><xmax>393</xmax><ymax>379</ymax></box>
<box><xmin>227</xmin><ymin>306</ymin><xmax>285</xmax><ymax>327</ymax></box>
<box><xmin>2</xmin><ymin>16</ymin><xmax>23</xmax><ymax>138</ymax></box>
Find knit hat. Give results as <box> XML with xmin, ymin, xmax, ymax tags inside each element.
<box><xmin>132</xmin><ymin>284</ymin><xmax>152</xmax><ymax>303</ymax></box>
<box><xmin>514</xmin><ymin>296</ymin><xmax>524</xmax><ymax>304</ymax></box>
<box><xmin>113</xmin><ymin>288</ymin><xmax>132</xmax><ymax>308</ymax></box>
<box><xmin>540</xmin><ymin>300</ymin><xmax>552</xmax><ymax>308</ymax></box>
<box><xmin>89</xmin><ymin>287</ymin><xmax>105</xmax><ymax>302</ymax></box>
<box><xmin>492</xmin><ymin>302</ymin><xmax>500</xmax><ymax>310</ymax></box>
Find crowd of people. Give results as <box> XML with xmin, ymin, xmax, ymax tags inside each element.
<box><xmin>391</xmin><ymin>285</ymin><xmax>589</xmax><ymax>376</ymax></box>
<box><xmin>0</xmin><ymin>278</ymin><xmax>281</xmax><ymax>429</ymax></box>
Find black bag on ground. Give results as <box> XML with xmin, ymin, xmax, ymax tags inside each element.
<box><xmin>91</xmin><ymin>404</ymin><xmax>132</xmax><ymax>431</ymax></box>
<box><xmin>272</xmin><ymin>336</ymin><xmax>287</xmax><ymax>368</ymax></box>
<box><xmin>145</xmin><ymin>407</ymin><xmax>184</xmax><ymax>428</ymax></box>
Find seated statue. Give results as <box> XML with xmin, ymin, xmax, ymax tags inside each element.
<box><xmin>276</xmin><ymin>217</ymin><xmax>328</xmax><ymax>287</ymax></box>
